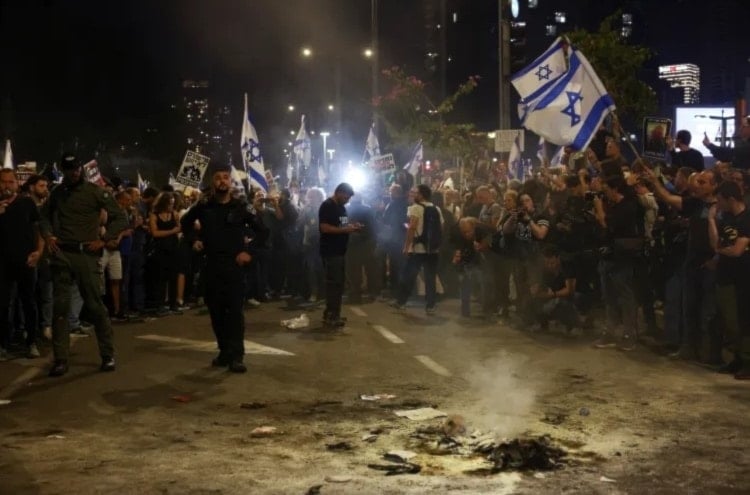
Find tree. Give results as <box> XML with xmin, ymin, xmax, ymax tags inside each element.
<box><xmin>373</xmin><ymin>67</ymin><xmax>490</xmax><ymax>164</ymax></box>
<box><xmin>564</xmin><ymin>11</ymin><xmax>657</xmax><ymax>129</ymax></box>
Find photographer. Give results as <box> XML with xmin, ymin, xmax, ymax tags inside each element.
<box><xmin>556</xmin><ymin>174</ymin><xmax>600</xmax><ymax>312</ymax></box>
<box><xmin>592</xmin><ymin>176</ymin><xmax>642</xmax><ymax>351</ymax></box>
<box><xmin>501</xmin><ymin>192</ymin><xmax>549</xmax><ymax>320</ymax></box>
<box><xmin>452</xmin><ymin>217</ymin><xmax>493</xmax><ymax>318</ymax></box>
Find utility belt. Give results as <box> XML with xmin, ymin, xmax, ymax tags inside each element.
<box><xmin>58</xmin><ymin>242</ymin><xmax>98</xmax><ymax>254</ymax></box>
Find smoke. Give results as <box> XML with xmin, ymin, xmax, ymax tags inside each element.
<box><xmin>463</xmin><ymin>351</ymin><xmax>537</xmax><ymax>440</ymax></box>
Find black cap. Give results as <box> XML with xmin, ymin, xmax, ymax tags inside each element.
<box><xmin>335</xmin><ymin>182</ymin><xmax>355</xmax><ymax>196</ymax></box>
<box><xmin>60</xmin><ymin>152</ymin><xmax>79</xmax><ymax>170</ymax></box>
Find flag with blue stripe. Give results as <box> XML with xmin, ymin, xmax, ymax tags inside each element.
<box><xmin>519</xmin><ymin>49</ymin><xmax>615</xmax><ymax>151</ymax></box>
<box><xmin>511</xmin><ymin>37</ymin><xmax>568</xmax><ymax>103</ymax></box>
<box><xmin>241</xmin><ymin>93</ymin><xmax>268</xmax><ymax>192</ymax></box>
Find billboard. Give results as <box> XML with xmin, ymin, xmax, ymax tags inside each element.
<box><xmin>674</xmin><ymin>106</ymin><xmax>735</xmax><ymax>157</ymax></box>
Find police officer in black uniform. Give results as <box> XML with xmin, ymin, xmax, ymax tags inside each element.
<box><xmin>181</xmin><ymin>162</ymin><xmax>268</xmax><ymax>373</ymax></box>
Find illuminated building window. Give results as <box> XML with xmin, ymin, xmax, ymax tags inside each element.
<box><xmin>622</xmin><ymin>13</ymin><xmax>633</xmax><ymax>25</ymax></box>
<box><xmin>452</xmin><ymin>12</ymin><xmax>458</xmax><ymax>23</ymax></box>
<box><xmin>554</xmin><ymin>11</ymin><xmax>566</xmax><ymax>23</ymax></box>
<box><xmin>528</xmin><ymin>0</ymin><xmax>538</xmax><ymax>7</ymax></box>
<box><xmin>545</xmin><ymin>24</ymin><xmax>557</xmax><ymax>36</ymax></box>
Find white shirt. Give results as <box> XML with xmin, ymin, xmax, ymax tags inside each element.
<box><xmin>407</xmin><ymin>201</ymin><xmax>444</xmax><ymax>254</ymax></box>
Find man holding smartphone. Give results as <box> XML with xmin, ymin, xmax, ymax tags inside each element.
<box><xmin>319</xmin><ymin>183</ymin><xmax>361</xmax><ymax>327</ymax></box>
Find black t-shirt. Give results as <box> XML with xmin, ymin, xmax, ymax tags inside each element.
<box><xmin>0</xmin><ymin>196</ymin><xmax>40</xmax><ymax>263</ymax></box>
<box><xmin>605</xmin><ymin>195</ymin><xmax>641</xmax><ymax>239</ymax></box>
<box><xmin>669</xmin><ymin>148</ymin><xmax>705</xmax><ymax>171</ymax></box>
<box><xmin>318</xmin><ymin>198</ymin><xmax>349</xmax><ymax>257</ymax></box>
<box><xmin>682</xmin><ymin>196</ymin><xmax>716</xmax><ymax>267</ymax></box>
<box><xmin>541</xmin><ymin>261</ymin><xmax>576</xmax><ymax>295</ymax></box>
<box><xmin>717</xmin><ymin>208</ymin><xmax>750</xmax><ymax>285</ymax></box>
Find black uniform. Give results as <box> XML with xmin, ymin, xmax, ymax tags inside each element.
<box><xmin>181</xmin><ymin>196</ymin><xmax>268</xmax><ymax>365</ymax></box>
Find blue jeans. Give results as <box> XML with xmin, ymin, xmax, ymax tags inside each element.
<box><xmin>598</xmin><ymin>258</ymin><xmax>637</xmax><ymax>337</ymax></box>
<box><xmin>397</xmin><ymin>253</ymin><xmax>439</xmax><ymax>309</ymax></box>
<box><xmin>68</xmin><ymin>284</ymin><xmax>84</xmax><ymax>329</ymax></box>
<box><xmin>459</xmin><ymin>265</ymin><xmax>482</xmax><ymax>316</ymax></box>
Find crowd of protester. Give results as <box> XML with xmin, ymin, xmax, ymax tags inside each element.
<box><xmin>2</xmin><ymin>118</ymin><xmax>750</xmax><ymax>381</ymax></box>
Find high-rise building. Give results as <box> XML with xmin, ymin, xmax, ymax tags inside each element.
<box><xmin>180</xmin><ymin>80</ymin><xmax>233</xmax><ymax>162</ymax></box>
<box><xmin>658</xmin><ymin>64</ymin><xmax>701</xmax><ymax>104</ymax></box>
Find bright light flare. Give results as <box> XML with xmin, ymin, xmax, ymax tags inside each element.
<box><xmin>327</xmin><ymin>104</ymin><xmax>335</xmax><ymax>111</ymax></box>
<box><xmin>288</xmin><ymin>105</ymin><xmax>295</xmax><ymax>112</ymax></box>
<box><xmin>301</xmin><ymin>47</ymin><xmax>313</xmax><ymax>57</ymax></box>
<box><xmin>363</xmin><ymin>48</ymin><xmax>374</xmax><ymax>58</ymax></box>
<box><xmin>345</xmin><ymin>166</ymin><xmax>369</xmax><ymax>192</ymax></box>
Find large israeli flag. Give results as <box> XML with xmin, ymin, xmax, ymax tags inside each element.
<box><xmin>403</xmin><ymin>140</ymin><xmax>423</xmax><ymax>177</ymax></box>
<box><xmin>293</xmin><ymin>115</ymin><xmax>311</xmax><ymax>171</ymax></box>
<box><xmin>519</xmin><ymin>49</ymin><xmax>615</xmax><ymax>151</ymax></box>
<box><xmin>511</xmin><ymin>37</ymin><xmax>568</xmax><ymax>103</ymax></box>
<box><xmin>241</xmin><ymin>93</ymin><xmax>268</xmax><ymax>192</ymax></box>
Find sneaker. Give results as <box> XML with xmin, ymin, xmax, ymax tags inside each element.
<box><xmin>174</xmin><ymin>302</ymin><xmax>191</xmax><ymax>311</ymax></box>
<box><xmin>716</xmin><ymin>358</ymin><xmax>743</xmax><ymax>374</ymax></box>
<box><xmin>323</xmin><ymin>317</ymin><xmax>346</xmax><ymax>328</ymax></box>
<box><xmin>27</xmin><ymin>344</ymin><xmax>41</xmax><ymax>359</ymax></box>
<box><xmin>42</xmin><ymin>326</ymin><xmax>53</xmax><ymax>340</ymax></box>
<box><xmin>112</xmin><ymin>313</ymin><xmax>129</xmax><ymax>324</ymax></box>
<box><xmin>100</xmin><ymin>357</ymin><xmax>116</xmax><ymax>372</ymax></box>
<box><xmin>211</xmin><ymin>354</ymin><xmax>230</xmax><ymax>367</ymax></box>
<box><xmin>592</xmin><ymin>334</ymin><xmax>617</xmax><ymax>349</ymax></box>
<box><xmin>168</xmin><ymin>307</ymin><xmax>184</xmax><ymax>316</ymax></box>
<box><xmin>734</xmin><ymin>366</ymin><xmax>750</xmax><ymax>380</ymax></box>
<box><xmin>228</xmin><ymin>361</ymin><xmax>247</xmax><ymax>373</ymax></box>
<box><xmin>70</xmin><ymin>327</ymin><xmax>90</xmax><ymax>337</ymax></box>
<box><xmin>425</xmin><ymin>306</ymin><xmax>436</xmax><ymax>316</ymax></box>
<box><xmin>617</xmin><ymin>334</ymin><xmax>636</xmax><ymax>352</ymax></box>
<box><xmin>49</xmin><ymin>360</ymin><xmax>69</xmax><ymax>377</ymax></box>
<box><xmin>246</xmin><ymin>298</ymin><xmax>261</xmax><ymax>308</ymax></box>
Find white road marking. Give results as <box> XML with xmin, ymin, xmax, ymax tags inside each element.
<box><xmin>136</xmin><ymin>335</ymin><xmax>295</xmax><ymax>356</ymax></box>
<box><xmin>373</xmin><ymin>325</ymin><xmax>405</xmax><ymax>344</ymax></box>
<box><xmin>414</xmin><ymin>355</ymin><xmax>452</xmax><ymax>377</ymax></box>
<box><xmin>349</xmin><ymin>307</ymin><xmax>367</xmax><ymax>317</ymax></box>
<box><xmin>0</xmin><ymin>366</ymin><xmax>44</xmax><ymax>400</ymax></box>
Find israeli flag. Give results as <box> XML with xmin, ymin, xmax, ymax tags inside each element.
<box><xmin>241</xmin><ymin>93</ymin><xmax>268</xmax><ymax>192</ymax></box>
<box><xmin>293</xmin><ymin>115</ymin><xmax>311</xmax><ymax>170</ymax></box>
<box><xmin>519</xmin><ymin>49</ymin><xmax>615</xmax><ymax>151</ymax></box>
<box><xmin>508</xmin><ymin>132</ymin><xmax>522</xmax><ymax>180</ymax></box>
<box><xmin>403</xmin><ymin>140</ymin><xmax>423</xmax><ymax>177</ymax></box>
<box><xmin>137</xmin><ymin>171</ymin><xmax>149</xmax><ymax>192</ymax></box>
<box><xmin>550</xmin><ymin>146</ymin><xmax>565</xmax><ymax>168</ymax></box>
<box><xmin>511</xmin><ymin>37</ymin><xmax>568</xmax><ymax>103</ymax></box>
<box><xmin>3</xmin><ymin>139</ymin><xmax>13</xmax><ymax>170</ymax></box>
<box><xmin>536</xmin><ymin>136</ymin><xmax>547</xmax><ymax>164</ymax></box>
<box><xmin>365</xmin><ymin>123</ymin><xmax>380</xmax><ymax>160</ymax></box>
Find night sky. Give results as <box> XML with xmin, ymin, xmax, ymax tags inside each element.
<box><xmin>1</xmin><ymin>0</ymin><xmax>748</xmax><ymax>167</ymax></box>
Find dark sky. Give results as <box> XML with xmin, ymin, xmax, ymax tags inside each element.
<box><xmin>1</xmin><ymin>0</ymin><xmax>749</xmax><ymax>164</ymax></box>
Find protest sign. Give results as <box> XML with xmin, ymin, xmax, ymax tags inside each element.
<box><xmin>175</xmin><ymin>150</ymin><xmax>210</xmax><ymax>189</ymax></box>
<box><xmin>83</xmin><ymin>160</ymin><xmax>105</xmax><ymax>186</ymax></box>
<box><xmin>643</xmin><ymin>117</ymin><xmax>672</xmax><ymax>159</ymax></box>
<box><xmin>369</xmin><ymin>153</ymin><xmax>395</xmax><ymax>170</ymax></box>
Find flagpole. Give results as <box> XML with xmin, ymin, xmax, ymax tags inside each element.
<box><xmin>612</xmin><ymin>112</ymin><xmax>644</xmax><ymax>163</ymax></box>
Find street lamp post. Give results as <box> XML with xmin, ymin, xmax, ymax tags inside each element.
<box><xmin>320</xmin><ymin>131</ymin><xmax>330</xmax><ymax>175</ymax></box>
<box><xmin>371</xmin><ymin>0</ymin><xmax>379</xmax><ymax>126</ymax></box>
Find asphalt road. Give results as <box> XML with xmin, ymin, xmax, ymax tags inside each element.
<box><xmin>1</xmin><ymin>297</ymin><xmax>749</xmax><ymax>494</ymax></box>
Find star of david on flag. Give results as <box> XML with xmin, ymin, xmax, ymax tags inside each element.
<box><xmin>518</xmin><ymin>49</ymin><xmax>615</xmax><ymax>151</ymax></box>
<box><xmin>511</xmin><ymin>37</ymin><xmax>567</xmax><ymax>103</ymax></box>
<box><xmin>241</xmin><ymin>93</ymin><xmax>268</xmax><ymax>192</ymax></box>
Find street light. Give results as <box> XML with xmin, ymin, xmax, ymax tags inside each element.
<box><xmin>363</xmin><ymin>48</ymin><xmax>374</xmax><ymax>58</ymax></box>
<box><xmin>320</xmin><ymin>131</ymin><xmax>330</xmax><ymax>174</ymax></box>
<box><xmin>301</xmin><ymin>47</ymin><xmax>312</xmax><ymax>58</ymax></box>
<box><xmin>288</xmin><ymin>105</ymin><xmax>295</xmax><ymax>112</ymax></box>
<box><xmin>327</xmin><ymin>104</ymin><xmax>335</xmax><ymax>111</ymax></box>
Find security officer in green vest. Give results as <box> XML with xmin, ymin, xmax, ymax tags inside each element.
<box><xmin>40</xmin><ymin>153</ymin><xmax>128</xmax><ymax>377</ymax></box>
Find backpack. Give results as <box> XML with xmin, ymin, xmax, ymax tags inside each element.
<box><xmin>413</xmin><ymin>203</ymin><xmax>442</xmax><ymax>251</ymax></box>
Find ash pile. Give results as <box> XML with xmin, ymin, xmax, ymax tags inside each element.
<box><xmin>409</xmin><ymin>416</ymin><xmax>567</xmax><ymax>475</ymax></box>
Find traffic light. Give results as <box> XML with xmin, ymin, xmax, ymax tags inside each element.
<box><xmin>510</xmin><ymin>21</ymin><xmax>527</xmax><ymax>71</ymax></box>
